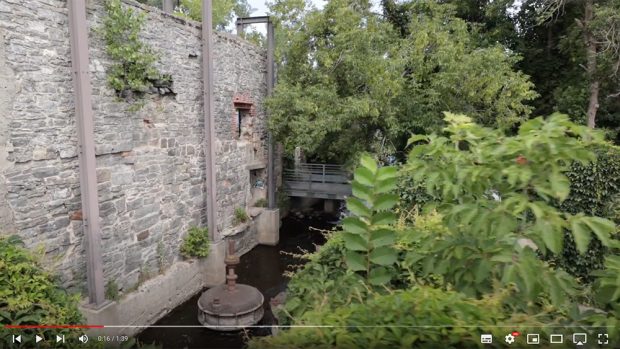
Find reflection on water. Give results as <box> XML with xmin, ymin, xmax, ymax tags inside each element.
<box><xmin>136</xmin><ymin>210</ymin><xmax>336</xmax><ymax>349</ymax></box>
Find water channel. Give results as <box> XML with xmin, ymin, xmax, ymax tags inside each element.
<box><xmin>137</xmin><ymin>208</ymin><xmax>337</xmax><ymax>348</ymax></box>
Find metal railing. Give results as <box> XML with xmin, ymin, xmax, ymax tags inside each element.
<box><xmin>283</xmin><ymin>163</ymin><xmax>351</xmax><ymax>199</ymax></box>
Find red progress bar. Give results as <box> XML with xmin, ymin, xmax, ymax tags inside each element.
<box><xmin>4</xmin><ymin>325</ymin><xmax>104</xmax><ymax>329</ymax></box>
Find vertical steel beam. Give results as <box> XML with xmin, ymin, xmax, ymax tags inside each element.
<box><xmin>266</xmin><ymin>20</ymin><xmax>276</xmax><ymax>209</ymax></box>
<box><xmin>67</xmin><ymin>0</ymin><xmax>106</xmax><ymax>307</ymax></box>
<box><xmin>202</xmin><ymin>0</ymin><xmax>219</xmax><ymax>241</ymax></box>
<box><xmin>163</xmin><ymin>0</ymin><xmax>174</xmax><ymax>13</ymax></box>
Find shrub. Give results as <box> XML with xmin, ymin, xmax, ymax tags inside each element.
<box><xmin>254</xmin><ymin>198</ymin><xmax>268</xmax><ymax>207</ymax></box>
<box><xmin>180</xmin><ymin>227</ymin><xmax>210</xmax><ymax>258</ymax></box>
<box><xmin>105</xmin><ymin>280</ymin><xmax>120</xmax><ymax>301</ymax></box>
<box><xmin>0</xmin><ymin>236</ymin><xmax>83</xmax><ymax>348</ymax></box>
<box><xmin>233</xmin><ymin>207</ymin><xmax>249</xmax><ymax>225</ymax></box>
<box><xmin>102</xmin><ymin>0</ymin><xmax>171</xmax><ymax>99</ymax></box>
<box><xmin>252</xmin><ymin>114</ymin><xmax>620</xmax><ymax>348</ymax></box>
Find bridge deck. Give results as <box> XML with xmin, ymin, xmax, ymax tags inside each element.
<box><xmin>283</xmin><ymin>163</ymin><xmax>351</xmax><ymax>199</ymax></box>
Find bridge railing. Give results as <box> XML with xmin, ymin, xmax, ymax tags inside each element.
<box><xmin>283</xmin><ymin>163</ymin><xmax>351</xmax><ymax>199</ymax></box>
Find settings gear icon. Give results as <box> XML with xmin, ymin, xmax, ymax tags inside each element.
<box><xmin>504</xmin><ymin>334</ymin><xmax>515</xmax><ymax>344</ymax></box>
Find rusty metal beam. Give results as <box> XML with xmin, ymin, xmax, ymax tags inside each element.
<box><xmin>202</xmin><ymin>0</ymin><xmax>219</xmax><ymax>241</ymax></box>
<box><xmin>67</xmin><ymin>0</ymin><xmax>106</xmax><ymax>307</ymax></box>
<box><xmin>266</xmin><ymin>20</ymin><xmax>276</xmax><ymax>209</ymax></box>
<box><xmin>235</xmin><ymin>16</ymin><xmax>276</xmax><ymax>209</ymax></box>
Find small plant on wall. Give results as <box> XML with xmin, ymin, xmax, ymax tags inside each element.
<box><xmin>180</xmin><ymin>227</ymin><xmax>210</xmax><ymax>258</ymax></box>
<box><xmin>102</xmin><ymin>0</ymin><xmax>172</xmax><ymax>102</ymax></box>
<box><xmin>233</xmin><ymin>207</ymin><xmax>249</xmax><ymax>225</ymax></box>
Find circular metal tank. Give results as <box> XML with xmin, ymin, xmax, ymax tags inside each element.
<box><xmin>197</xmin><ymin>240</ymin><xmax>264</xmax><ymax>331</ymax></box>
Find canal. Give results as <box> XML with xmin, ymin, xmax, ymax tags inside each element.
<box><xmin>136</xmin><ymin>209</ymin><xmax>336</xmax><ymax>348</ymax></box>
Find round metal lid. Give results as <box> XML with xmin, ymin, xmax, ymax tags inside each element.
<box><xmin>198</xmin><ymin>284</ymin><xmax>264</xmax><ymax>316</ymax></box>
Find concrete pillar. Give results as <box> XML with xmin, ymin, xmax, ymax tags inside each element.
<box><xmin>323</xmin><ymin>199</ymin><xmax>336</xmax><ymax>213</ymax></box>
<box><xmin>257</xmin><ymin>209</ymin><xmax>280</xmax><ymax>246</ymax></box>
<box><xmin>163</xmin><ymin>0</ymin><xmax>174</xmax><ymax>13</ymax></box>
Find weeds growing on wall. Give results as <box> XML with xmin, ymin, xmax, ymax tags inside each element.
<box><xmin>180</xmin><ymin>227</ymin><xmax>210</xmax><ymax>258</ymax></box>
<box><xmin>102</xmin><ymin>0</ymin><xmax>172</xmax><ymax>102</ymax></box>
<box><xmin>233</xmin><ymin>207</ymin><xmax>249</xmax><ymax>225</ymax></box>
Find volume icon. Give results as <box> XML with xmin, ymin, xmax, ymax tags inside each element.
<box><xmin>78</xmin><ymin>334</ymin><xmax>89</xmax><ymax>343</ymax></box>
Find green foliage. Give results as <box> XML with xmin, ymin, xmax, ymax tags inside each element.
<box><xmin>516</xmin><ymin>0</ymin><xmax>620</xmax><ymax>132</ymax></box>
<box><xmin>180</xmin><ymin>227</ymin><xmax>210</xmax><ymax>258</ymax></box>
<box><xmin>553</xmin><ymin>143</ymin><xmax>620</xmax><ymax>280</ymax></box>
<box><xmin>252</xmin><ymin>114</ymin><xmax>620</xmax><ymax>348</ymax></box>
<box><xmin>175</xmin><ymin>0</ymin><xmax>252</xmax><ymax>30</ymax></box>
<box><xmin>253</xmin><ymin>198</ymin><xmax>268</xmax><ymax>207</ymax></box>
<box><xmin>0</xmin><ymin>236</ymin><xmax>84</xmax><ymax>348</ymax></box>
<box><xmin>102</xmin><ymin>0</ymin><xmax>171</xmax><ymax>99</ymax></box>
<box><xmin>233</xmin><ymin>207</ymin><xmax>249</xmax><ymax>225</ymax></box>
<box><xmin>105</xmin><ymin>280</ymin><xmax>120</xmax><ymax>301</ymax></box>
<box><xmin>267</xmin><ymin>0</ymin><xmax>537</xmax><ymax>163</ymax></box>
<box><xmin>401</xmin><ymin>114</ymin><xmax>618</xmax><ymax>304</ymax></box>
<box><xmin>251</xmin><ymin>285</ymin><xmax>578</xmax><ymax>349</ymax></box>
<box><xmin>342</xmin><ymin>154</ymin><xmax>399</xmax><ymax>285</ymax></box>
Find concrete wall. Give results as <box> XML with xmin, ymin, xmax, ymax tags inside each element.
<box><xmin>0</xmin><ymin>0</ymin><xmax>271</xmax><ymax>297</ymax></box>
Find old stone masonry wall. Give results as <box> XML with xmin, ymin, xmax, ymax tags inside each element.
<box><xmin>0</xmin><ymin>0</ymin><xmax>268</xmax><ymax>293</ymax></box>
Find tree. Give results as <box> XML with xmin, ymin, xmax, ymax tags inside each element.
<box><xmin>174</xmin><ymin>0</ymin><xmax>253</xmax><ymax>30</ymax></box>
<box><xmin>519</xmin><ymin>0</ymin><xmax>620</xmax><ymax>129</ymax></box>
<box><xmin>267</xmin><ymin>0</ymin><xmax>536</xmax><ymax>163</ymax></box>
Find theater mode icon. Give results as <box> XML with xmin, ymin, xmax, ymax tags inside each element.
<box><xmin>550</xmin><ymin>334</ymin><xmax>564</xmax><ymax>344</ymax></box>
<box><xmin>481</xmin><ymin>334</ymin><xmax>493</xmax><ymax>344</ymax></box>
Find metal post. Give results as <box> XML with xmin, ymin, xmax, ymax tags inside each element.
<box><xmin>235</xmin><ymin>17</ymin><xmax>277</xmax><ymax>209</ymax></box>
<box><xmin>163</xmin><ymin>0</ymin><xmax>174</xmax><ymax>13</ymax></box>
<box><xmin>67</xmin><ymin>0</ymin><xmax>106</xmax><ymax>307</ymax></box>
<box><xmin>202</xmin><ymin>0</ymin><xmax>219</xmax><ymax>241</ymax></box>
<box><xmin>266</xmin><ymin>19</ymin><xmax>276</xmax><ymax>209</ymax></box>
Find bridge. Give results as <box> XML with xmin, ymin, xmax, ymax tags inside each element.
<box><xmin>283</xmin><ymin>163</ymin><xmax>351</xmax><ymax>199</ymax></box>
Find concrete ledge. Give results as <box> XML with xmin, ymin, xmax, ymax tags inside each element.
<box><xmin>80</xmin><ymin>240</ymin><xmax>226</xmax><ymax>336</ymax></box>
<box><xmin>257</xmin><ymin>208</ymin><xmax>280</xmax><ymax>246</ymax></box>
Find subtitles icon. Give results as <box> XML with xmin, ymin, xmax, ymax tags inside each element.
<box><xmin>481</xmin><ymin>334</ymin><xmax>493</xmax><ymax>344</ymax></box>
<box><xmin>550</xmin><ymin>334</ymin><xmax>564</xmax><ymax>344</ymax></box>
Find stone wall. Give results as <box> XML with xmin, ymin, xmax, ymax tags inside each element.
<box><xmin>0</xmin><ymin>0</ymin><xmax>270</xmax><ymax>294</ymax></box>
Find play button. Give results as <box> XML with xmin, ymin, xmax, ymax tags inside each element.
<box><xmin>35</xmin><ymin>335</ymin><xmax>43</xmax><ymax>343</ymax></box>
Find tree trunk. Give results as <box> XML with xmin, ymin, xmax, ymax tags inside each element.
<box><xmin>584</xmin><ymin>0</ymin><xmax>599</xmax><ymax>128</ymax></box>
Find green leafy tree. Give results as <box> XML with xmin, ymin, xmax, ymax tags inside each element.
<box><xmin>516</xmin><ymin>0</ymin><xmax>620</xmax><ymax>131</ymax></box>
<box><xmin>342</xmin><ymin>155</ymin><xmax>399</xmax><ymax>285</ymax></box>
<box><xmin>175</xmin><ymin>0</ymin><xmax>252</xmax><ymax>30</ymax></box>
<box><xmin>267</xmin><ymin>0</ymin><xmax>536</xmax><ymax>163</ymax></box>
<box><xmin>249</xmin><ymin>114</ymin><xmax>620</xmax><ymax>348</ymax></box>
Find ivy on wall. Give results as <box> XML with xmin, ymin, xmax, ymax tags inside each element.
<box><xmin>102</xmin><ymin>0</ymin><xmax>172</xmax><ymax>101</ymax></box>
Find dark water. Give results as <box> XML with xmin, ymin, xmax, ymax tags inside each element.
<box><xmin>136</xmin><ymin>210</ymin><xmax>336</xmax><ymax>349</ymax></box>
